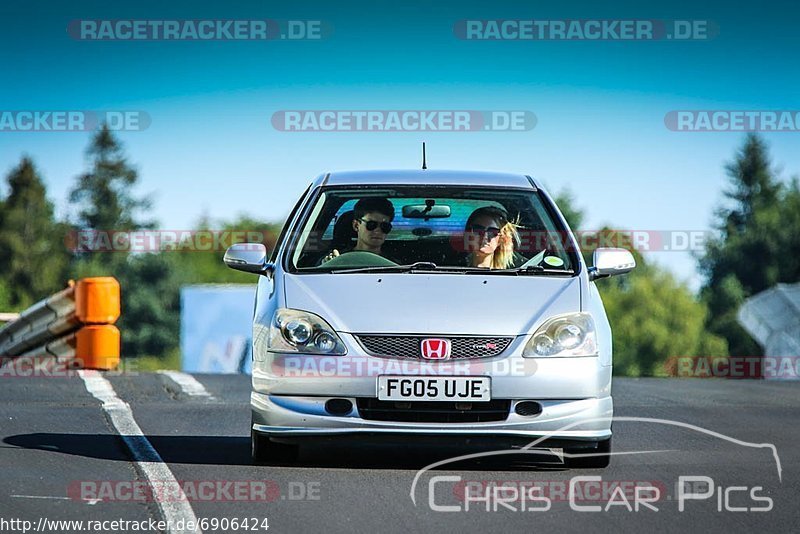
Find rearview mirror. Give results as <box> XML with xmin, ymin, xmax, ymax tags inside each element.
<box><xmin>590</xmin><ymin>248</ymin><xmax>636</xmax><ymax>281</ymax></box>
<box><xmin>223</xmin><ymin>243</ymin><xmax>273</xmax><ymax>275</ymax></box>
<box><xmin>402</xmin><ymin>204</ymin><xmax>451</xmax><ymax>218</ymax></box>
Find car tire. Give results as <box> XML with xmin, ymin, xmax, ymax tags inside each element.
<box><xmin>565</xmin><ymin>437</ymin><xmax>611</xmax><ymax>468</ymax></box>
<box><xmin>251</xmin><ymin>429</ymin><xmax>299</xmax><ymax>464</ymax></box>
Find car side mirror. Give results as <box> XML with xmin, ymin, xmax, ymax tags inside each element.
<box><xmin>223</xmin><ymin>243</ymin><xmax>274</xmax><ymax>275</ymax></box>
<box><xmin>589</xmin><ymin>248</ymin><xmax>636</xmax><ymax>281</ymax></box>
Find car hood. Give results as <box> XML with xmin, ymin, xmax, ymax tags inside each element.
<box><xmin>282</xmin><ymin>273</ymin><xmax>581</xmax><ymax>336</ymax></box>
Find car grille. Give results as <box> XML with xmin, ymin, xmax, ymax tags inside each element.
<box><xmin>356</xmin><ymin>398</ymin><xmax>511</xmax><ymax>423</ymax></box>
<box><xmin>354</xmin><ymin>335</ymin><xmax>512</xmax><ymax>360</ymax></box>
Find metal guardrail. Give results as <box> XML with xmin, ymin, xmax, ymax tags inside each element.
<box><xmin>0</xmin><ymin>277</ymin><xmax>121</xmax><ymax>370</ymax></box>
<box><xmin>738</xmin><ymin>282</ymin><xmax>800</xmax><ymax>357</ymax></box>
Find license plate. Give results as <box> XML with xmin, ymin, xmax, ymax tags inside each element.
<box><xmin>377</xmin><ymin>376</ymin><xmax>491</xmax><ymax>402</ymax></box>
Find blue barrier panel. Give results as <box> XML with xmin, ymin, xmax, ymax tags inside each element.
<box><xmin>180</xmin><ymin>284</ymin><xmax>256</xmax><ymax>374</ymax></box>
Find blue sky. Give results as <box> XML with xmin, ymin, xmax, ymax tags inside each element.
<box><xmin>2</xmin><ymin>0</ymin><xmax>799</xmax><ymax>289</ymax></box>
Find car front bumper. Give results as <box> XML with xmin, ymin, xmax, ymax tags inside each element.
<box><xmin>251</xmin><ymin>336</ymin><xmax>613</xmax><ymax>442</ymax></box>
<box><xmin>252</xmin><ymin>393</ymin><xmax>613</xmax><ymax>441</ymax></box>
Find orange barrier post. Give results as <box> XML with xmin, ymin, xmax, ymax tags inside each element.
<box><xmin>75</xmin><ymin>277</ymin><xmax>121</xmax><ymax>325</ymax></box>
<box><xmin>76</xmin><ymin>325</ymin><xmax>121</xmax><ymax>370</ymax></box>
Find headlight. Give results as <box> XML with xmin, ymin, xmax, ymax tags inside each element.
<box><xmin>284</xmin><ymin>319</ymin><xmax>313</xmax><ymax>344</ymax></box>
<box><xmin>523</xmin><ymin>313</ymin><xmax>597</xmax><ymax>357</ymax></box>
<box><xmin>268</xmin><ymin>308</ymin><xmax>347</xmax><ymax>355</ymax></box>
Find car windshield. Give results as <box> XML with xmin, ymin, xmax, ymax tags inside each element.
<box><xmin>286</xmin><ymin>185</ymin><xmax>577</xmax><ymax>274</ymax></box>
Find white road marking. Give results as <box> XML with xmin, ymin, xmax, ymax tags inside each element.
<box><xmin>11</xmin><ymin>495</ymin><xmax>70</xmax><ymax>499</ymax></box>
<box><xmin>11</xmin><ymin>494</ymin><xmax>99</xmax><ymax>505</ymax></box>
<box><xmin>79</xmin><ymin>370</ymin><xmax>202</xmax><ymax>534</ymax></box>
<box><xmin>158</xmin><ymin>371</ymin><xmax>215</xmax><ymax>399</ymax></box>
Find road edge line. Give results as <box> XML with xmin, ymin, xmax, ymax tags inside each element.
<box><xmin>157</xmin><ymin>371</ymin><xmax>215</xmax><ymax>399</ymax></box>
<box><xmin>78</xmin><ymin>370</ymin><xmax>202</xmax><ymax>534</ymax></box>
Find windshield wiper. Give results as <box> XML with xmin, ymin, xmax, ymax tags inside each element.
<box><xmin>330</xmin><ymin>262</ymin><xmax>492</xmax><ymax>274</ymax></box>
<box><xmin>510</xmin><ymin>265</ymin><xmax>575</xmax><ymax>276</ymax></box>
<box><xmin>468</xmin><ymin>265</ymin><xmax>575</xmax><ymax>276</ymax></box>
<box><xmin>329</xmin><ymin>262</ymin><xmax>575</xmax><ymax>275</ymax></box>
<box><xmin>330</xmin><ymin>262</ymin><xmax>439</xmax><ymax>274</ymax></box>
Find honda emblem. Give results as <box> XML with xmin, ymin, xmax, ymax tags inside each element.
<box><xmin>420</xmin><ymin>338</ymin><xmax>451</xmax><ymax>360</ymax></box>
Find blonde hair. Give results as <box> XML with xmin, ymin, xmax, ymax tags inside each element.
<box><xmin>495</xmin><ymin>220</ymin><xmax>520</xmax><ymax>269</ymax></box>
<box><xmin>466</xmin><ymin>207</ymin><xmax>520</xmax><ymax>269</ymax></box>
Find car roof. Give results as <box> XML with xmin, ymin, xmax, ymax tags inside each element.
<box><xmin>314</xmin><ymin>169</ymin><xmax>539</xmax><ymax>189</ymax></box>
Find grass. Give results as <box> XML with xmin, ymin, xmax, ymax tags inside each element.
<box><xmin>128</xmin><ymin>347</ymin><xmax>182</xmax><ymax>372</ymax></box>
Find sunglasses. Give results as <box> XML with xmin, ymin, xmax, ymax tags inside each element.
<box><xmin>358</xmin><ymin>218</ymin><xmax>393</xmax><ymax>233</ymax></box>
<box><xmin>467</xmin><ymin>224</ymin><xmax>501</xmax><ymax>239</ymax></box>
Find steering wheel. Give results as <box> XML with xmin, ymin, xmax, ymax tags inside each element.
<box><xmin>320</xmin><ymin>250</ymin><xmax>398</xmax><ymax>269</ymax></box>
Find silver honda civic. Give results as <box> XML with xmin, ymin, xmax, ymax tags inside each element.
<box><xmin>224</xmin><ymin>169</ymin><xmax>635</xmax><ymax>467</ymax></box>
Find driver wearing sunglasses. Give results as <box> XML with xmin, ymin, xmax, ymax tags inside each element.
<box><xmin>322</xmin><ymin>197</ymin><xmax>395</xmax><ymax>263</ymax></box>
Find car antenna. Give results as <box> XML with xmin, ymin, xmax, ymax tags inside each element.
<box><xmin>421</xmin><ymin>142</ymin><xmax>427</xmax><ymax>170</ymax></box>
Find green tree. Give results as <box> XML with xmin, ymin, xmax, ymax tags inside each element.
<box><xmin>69</xmin><ymin>126</ymin><xmax>163</xmax><ymax>357</ymax></box>
<box><xmin>716</xmin><ymin>134</ymin><xmax>781</xmax><ymax>239</ymax></box>
<box><xmin>165</xmin><ymin>215</ymin><xmax>283</xmax><ymax>285</ymax></box>
<box><xmin>116</xmin><ymin>254</ymin><xmax>181</xmax><ymax>356</ymax></box>
<box><xmin>70</xmin><ymin>124</ymin><xmax>153</xmax><ymax>234</ymax></box>
<box><xmin>69</xmin><ymin>253</ymin><xmax>181</xmax><ymax>357</ymax></box>
<box><xmin>553</xmin><ymin>195</ymin><xmax>727</xmax><ymax>376</ymax></box>
<box><xmin>0</xmin><ymin>157</ymin><xmax>70</xmax><ymax>308</ymax></box>
<box><xmin>580</xmin><ymin>229</ymin><xmax>728</xmax><ymax>375</ymax></box>
<box><xmin>775</xmin><ymin>178</ymin><xmax>800</xmax><ymax>282</ymax></box>
<box><xmin>554</xmin><ymin>188</ymin><xmax>585</xmax><ymax>230</ymax></box>
<box><xmin>601</xmin><ymin>263</ymin><xmax>728</xmax><ymax>376</ymax></box>
<box><xmin>68</xmin><ymin>127</ymin><xmax>287</xmax><ymax>360</ymax></box>
<box><xmin>0</xmin><ymin>278</ymin><xmax>14</xmax><ymax>312</ymax></box>
<box><xmin>699</xmin><ymin>134</ymin><xmax>795</xmax><ymax>356</ymax></box>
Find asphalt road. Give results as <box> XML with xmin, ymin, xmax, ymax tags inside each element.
<box><xmin>1</xmin><ymin>373</ymin><xmax>798</xmax><ymax>533</ymax></box>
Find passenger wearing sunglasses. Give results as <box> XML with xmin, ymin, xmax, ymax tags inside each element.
<box><xmin>322</xmin><ymin>197</ymin><xmax>395</xmax><ymax>263</ymax></box>
<box><xmin>464</xmin><ymin>206</ymin><xmax>522</xmax><ymax>269</ymax></box>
